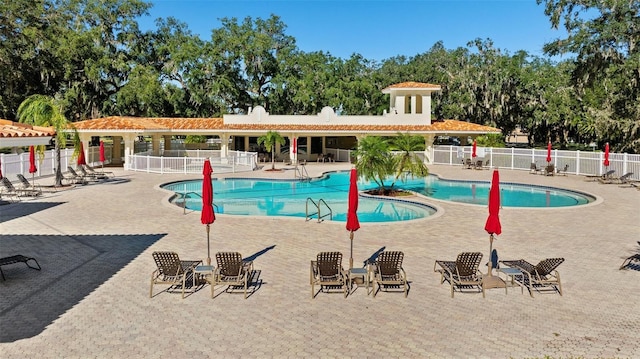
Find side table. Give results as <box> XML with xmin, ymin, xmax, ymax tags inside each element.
<box><xmin>498</xmin><ymin>267</ymin><xmax>525</xmax><ymax>295</ymax></box>
<box><xmin>348</xmin><ymin>267</ymin><xmax>370</xmax><ymax>295</ymax></box>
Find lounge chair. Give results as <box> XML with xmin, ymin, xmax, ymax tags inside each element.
<box><xmin>434</xmin><ymin>252</ymin><xmax>484</xmax><ymax>298</ymax></box>
<box><xmin>499</xmin><ymin>258</ymin><xmax>564</xmax><ymax>297</ymax></box>
<box><xmin>317</xmin><ymin>153</ymin><xmax>325</xmax><ymax>163</ymax></box>
<box><xmin>150</xmin><ymin>251</ymin><xmax>202</xmax><ymax>299</ymax></box>
<box><xmin>310</xmin><ymin>251</ymin><xmax>349</xmax><ymax>298</ymax></box>
<box><xmin>544</xmin><ymin>164</ymin><xmax>555</xmax><ymax>176</ymax></box>
<box><xmin>84</xmin><ymin>164</ymin><xmax>114</xmax><ymax>178</ymax></box>
<box><xmin>462</xmin><ymin>158</ymin><xmax>473</xmax><ymax>169</ymax></box>
<box><xmin>16</xmin><ymin>174</ymin><xmax>42</xmax><ymax>196</ymax></box>
<box><xmin>65</xmin><ymin>167</ymin><xmax>88</xmax><ymax>184</ymax></box>
<box><xmin>530</xmin><ymin>163</ymin><xmax>541</xmax><ymax>174</ymax></box>
<box><xmin>1</xmin><ymin>177</ymin><xmax>23</xmax><ymax>202</ymax></box>
<box><xmin>473</xmin><ymin>159</ymin><xmax>484</xmax><ymax>170</ymax></box>
<box><xmin>371</xmin><ymin>251</ymin><xmax>408</xmax><ymax>297</ymax></box>
<box><xmin>599</xmin><ymin>172</ymin><xmax>633</xmax><ymax>184</ymax></box>
<box><xmin>0</xmin><ymin>255</ymin><xmax>41</xmax><ymax>280</ymax></box>
<box><xmin>77</xmin><ymin>166</ymin><xmax>103</xmax><ymax>182</ymax></box>
<box><xmin>211</xmin><ymin>252</ymin><xmax>254</xmax><ymax>299</ymax></box>
<box><xmin>585</xmin><ymin>169</ymin><xmax>615</xmax><ymax>182</ymax></box>
<box><xmin>620</xmin><ymin>242</ymin><xmax>640</xmax><ymax>270</ymax></box>
<box><xmin>556</xmin><ymin>164</ymin><xmax>569</xmax><ymax>176</ymax></box>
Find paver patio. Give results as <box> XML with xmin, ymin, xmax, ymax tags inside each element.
<box><xmin>0</xmin><ymin>163</ymin><xmax>638</xmax><ymax>358</ymax></box>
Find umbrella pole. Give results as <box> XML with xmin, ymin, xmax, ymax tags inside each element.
<box><xmin>206</xmin><ymin>224</ymin><xmax>211</xmax><ymax>266</ymax></box>
<box><xmin>488</xmin><ymin>234</ymin><xmax>494</xmax><ymax>276</ymax></box>
<box><xmin>349</xmin><ymin>231</ymin><xmax>354</xmax><ymax>269</ymax></box>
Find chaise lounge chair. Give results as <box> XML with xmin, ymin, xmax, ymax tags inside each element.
<box><xmin>150</xmin><ymin>251</ymin><xmax>202</xmax><ymax>299</ymax></box>
<box><xmin>1</xmin><ymin>177</ymin><xmax>23</xmax><ymax>202</ymax></box>
<box><xmin>599</xmin><ymin>172</ymin><xmax>634</xmax><ymax>185</ymax></box>
<box><xmin>84</xmin><ymin>164</ymin><xmax>115</xmax><ymax>178</ymax></box>
<box><xmin>620</xmin><ymin>242</ymin><xmax>640</xmax><ymax>270</ymax></box>
<box><xmin>544</xmin><ymin>164</ymin><xmax>555</xmax><ymax>176</ymax></box>
<box><xmin>585</xmin><ymin>169</ymin><xmax>615</xmax><ymax>182</ymax></box>
<box><xmin>0</xmin><ymin>255</ymin><xmax>41</xmax><ymax>280</ymax></box>
<box><xmin>434</xmin><ymin>252</ymin><xmax>484</xmax><ymax>298</ymax></box>
<box><xmin>310</xmin><ymin>251</ymin><xmax>349</xmax><ymax>298</ymax></box>
<box><xmin>499</xmin><ymin>258</ymin><xmax>564</xmax><ymax>297</ymax></box>
<box><xmin>530</xmin><ymin>163</ymin><xmax>541</xmax><ymax>174</ymax></box>
<box><xmin>211</xmin><ymin>252</ymin><xmax>254</xmax><ymax>299</ymax></box>
<box><xmin>65</xmin><ymin>167</ymin><xmax>88</xmax><ymax>184</ymax></box>
<box><xmin>16</xmin><ymin>174</ymin><xmax>43</xmax><ymax>196</ymax></box>
<box><xmin>371</xmin><ymin>250</ymin><xmax>408</xmax><ymax>297</ymax></box>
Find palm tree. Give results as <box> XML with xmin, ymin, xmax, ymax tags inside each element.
<box><xmin>257</xmin><ymin>130</ymin><xmax>285</xmax><ymax>170</ymax></box>
<box><xmin>388</xmin><ymin>133</ymin><xmax>429</xmax><ymax>188</ymax></box>
<box><xmin>17</xmin><ymin>95</ymin><xmax>77</xmax><ymax>186</ymax></box>
<box><xmin>352</xmin><ymin>136</ymin><xmax>394</xmax><ymax>194</ymax></box>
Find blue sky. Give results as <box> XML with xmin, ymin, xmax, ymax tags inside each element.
<box><xmin>138</xmin><ymin>0</ymin><xmax>564</xmax><ymax>61</ymax></box>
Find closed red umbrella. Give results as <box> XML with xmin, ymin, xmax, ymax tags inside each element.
<box><xmin>0</xmin><ymin>156</ymin><xmax>3</xmax><ymax>179</ymax></box>
<box><xmin>29</xmin><ymin>145</ymin><xmax>37</xmax><ymax>184</ymax></box>
<box><xmin>201</xmin><ymin>159</ymin><xmax>215</xmax><ymax>265</ymax></box>
<box><xmin>472</xmin><ymin>140</ymin><xmax>477</xmax><ymax>158</ymax></box>
<box><xmin>346</xmin><ymin>168</ymin><xmax>360</xmax><ymax>269</ymax></box>
<box><xmin>546</xmin><ymin>141</ymin><xmax>552</xmax><ymax>164</ymax></box>
<box><xmin>483</xmin><ymin>169</ymin><xmax>504</xmax><ymax>288</ymax></box>
<box><xmin>292</xmin><ymin>138</ymin><xmax>297</xmax><ymax>154</ymax></box>
<box><xmin>603</xmin><ymin>142</ymin><xmax>610</xmax><ymax>168</ymax></box>
<box><xmin>100</xmin><ymin>141</ymin><xmax>107</xmax><ymax>167</ymax></box>
<box><xmin>77</xmin><ymin>142</ymin><xmax>86</xmax><ymax>166</ymax></box>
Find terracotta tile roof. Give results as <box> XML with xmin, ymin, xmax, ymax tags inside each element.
<box><xmin>71</xmin><ymin>116</ymin><xmax>499</xmax><ymax>133</ymax></box>
<box><xmin>0</xmin><ymin>119</ymin><xmax>56</xmax><ymax>138</ymax></box>
<box><xmin>383</xmin><ymin>81</ymin><xmax>442</xmax><ymax>90</ymax></box>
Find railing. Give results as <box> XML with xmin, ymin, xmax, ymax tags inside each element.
<box><xmin>305</xmin><ymin>198</ymin><xmax>333</xmax><ymax>223</ymax></box>
<box><xmin>433</xmin><ymin>146</ymin><xmax>640</xmax><ymax>181</ymax></box>
<box><xmin>2</xmin><ymin>145</ymin><xmax>639</xmax><ymax>181</ymax></box>
<box><xmin>295</xmin><ymin>163</ymin><xmax>310</xmax><ymax>181</ymax></box>
<box><xmin>174</xmin><ymin>191</ymin><xmax>220</xmax><ymax>215</ymax></box>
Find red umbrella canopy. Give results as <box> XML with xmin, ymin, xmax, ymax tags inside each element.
<box><xmin>200</xmin><ymin>159</ymin><xmax>215</xmax><ymax>225</ymax></box>
<box><xmin>472</xmin><ymin>140</ymin><xmax>477</xmax><ymax>158</ymax></box>
<box><xmin>77</xmin><ymin>142</ymin><xmax>86</xmax><ymax>166</ymax></box>
<box><xmin>292</xmin><ymin>138</ymin><xmax>297</xmax><ymax>154</ymax></box>
<box><xmin>603</xmin><ymin>143</ymin><xmax>610</xmax><ymax>167</ymax></box>
<box><xmin>546</xmin><ymin>141</ymin><xmax>552</xmax><ymax>163</ymax></box>
<box><xmin>484</xmin><ymin>169</ymin><xmax>502</xmax><ymax>235</ymax></box>
<box><xmin>29</xmin><ymin>146</ymin><xmax>37</xmax><ymax>174</ymax></box>
<box><xmin>345</xmin><ymin>168</ymin><xmax>360</xmax><ymax>232</ymax></box>
<box><xmin>0</xmin><ymin>156</ymin><xmax>3</xmax><ymax>179</ymax></box>
<box><xmin>99</xmin><ymin>141</ymin><xmax>106</xmax><ymax>163</ymax></box>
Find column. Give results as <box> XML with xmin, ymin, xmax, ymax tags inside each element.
<box><xmin>163</xmin><ymin>135</ymin><xmax>172</xmax><ymax>152</ymax></box>
<box><xmin>112</xmin><ymin>136</ymin><xmax>123</xmax><ymax>165</ymax></box>
<box><xmin>220</xmin><ymin>134</ymin><xmax>229</xmax><ymax>164</ymax></box>
<box><xmin>424</xmin><ymin>134</ymin><xmax>435</xmax><ymax>165</ymax></box>
<box><xmin>151</xmin><ymin>134</ymin><xmax>161</xmax><ymax>156</ymax></box>
<box><xmin>123</xmin><ymin>134</ymin><xmax>137</xmax><ymax>170</ymax></box>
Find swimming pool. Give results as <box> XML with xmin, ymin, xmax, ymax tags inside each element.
<box><xmin>162</xmin><ymin>171</ymin><xmax>594</xmax><ymax>223</ymax></box>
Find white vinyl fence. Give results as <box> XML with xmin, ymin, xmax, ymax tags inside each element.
<box><xmin>2</xmin><ymin>145</ymin><xmax>639</xmax><ymax>182</ymax></box>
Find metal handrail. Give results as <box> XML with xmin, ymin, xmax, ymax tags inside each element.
<box><xmin>305</xmin><ymin>197</ymin><xmax>319</xmax><ymax>222</ymax></box>
<box><xmin>177</xmin><ymin>191</ymin><xmax>219</xmax><ymax>215</ymax></box>
<box><xmin>295</xmin><ymin>163</ymin><xmax>310</xmax><ymax>181</ymax></box>
<box><xmin>305</xmin><ymin>197</ymin><xmax>332</xmax><ymax>223</ymax></box>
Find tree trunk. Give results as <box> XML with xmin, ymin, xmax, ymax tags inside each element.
<box><xmin>54</xmin><ymin>143</ymin><xmax>63</xmax><ymax>187</ymax></box>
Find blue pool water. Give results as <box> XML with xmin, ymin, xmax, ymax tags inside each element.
<box><xmin>162</xmin><ymin>172</ymin><xmax>594</xmax><ymax>223</ymax></box>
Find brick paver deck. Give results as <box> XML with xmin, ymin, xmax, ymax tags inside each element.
<box><xmin>1</xmin><ymin>163</ymin><xmax>638</xmax><ymax>358</ymax></box>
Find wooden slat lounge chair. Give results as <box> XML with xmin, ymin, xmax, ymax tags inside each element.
<box><xmin>150</xmin><ymin>251</ymin><xmax>201</xmax><ymax>299</ymax></box>
<box><xmin>530</xmin><ymin>163</ymin><xmax>541</xmax><ymax>174</ymax></box>
<box><xmin>500</xmin><ymin>258</ymin><xmax>564</xmax><ymax>297</ymax></box>
<box><xmin>0</xmin><ymin>255</ymin><xmax>41</xmax><ymax>280</ymax></box>
<box><xmin>211</xmin><ymin>252</ymin><xmax>253</xmax><ymax>299</ymax></box>
<box><xmin>16</xmin><ymin>174</ymin><xmax>42</xmax><ymax>196</ymax></box>
<box><xmin>544</xmin><ymin>164</ymin><xmax>555</xmax><ymax>176</ymax></box>
<box><xmin>310</xmin><ymin>251</ymin><xmax>349</xmax><ymax>298</ymax></box>
<box><xmin>371</xmin><ymin>251</ymin><xmax>408</xmax><ymax>297</ymax></box>
<box><xmin>434</xmin><ymin>252</ymin><xmax>484</xmax><ymax>298</ymax></box>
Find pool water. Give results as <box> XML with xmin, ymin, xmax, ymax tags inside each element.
<box><xmin>162</xmin><ymin>172</ymin><xmax>594</xmax><ymax>223</ymax></box>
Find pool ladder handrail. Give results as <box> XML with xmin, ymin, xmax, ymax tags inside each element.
<box><xmin>177</xmin><ymin>191</ymin><xmax>219</xmax><ymax>215</ymax></box>
<box><xmin>305</xmin><ymin>197</ymin><xmax>333</xmax><ymax>223</ymax></box>
<box><xmin>295</xmin><ymin>163</ymin><xmax>310</xmax><ymax>181</ymax></box>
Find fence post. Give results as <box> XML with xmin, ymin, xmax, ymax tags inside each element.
<box><xmin>623</xmin><ymin>153</ymin><xmax>628</xmax><ymax>175</ymax></box>
<box><xmin>184</xmin><ymin>156</ymin><xmax>187</xmax><ymax>174</ymax></box>
<box><xmin>576</xmin><ymin>151</ymin><xmax>581</xmax><ymax>175</ymax></box>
